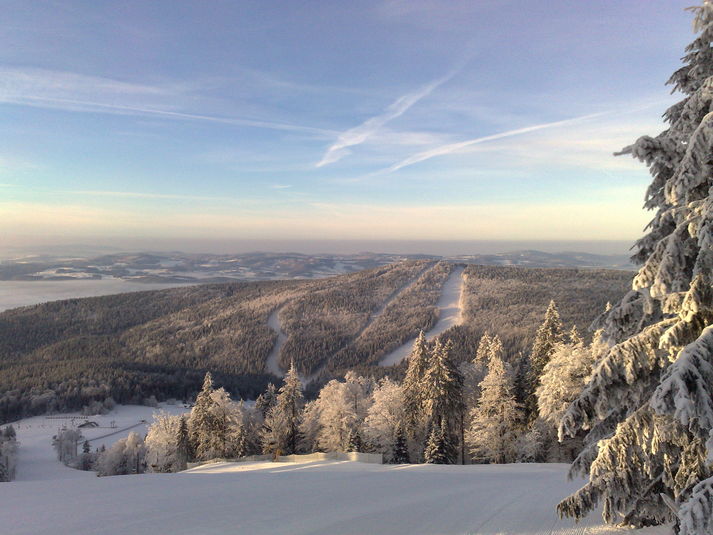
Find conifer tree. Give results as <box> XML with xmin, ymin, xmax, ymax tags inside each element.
<box><xmin>474</xmin><ymin>332</ymin><xmax>492</xmax><ymax>363</ymax></box>
<box><xmin>559</xmin><ymin>4</ymin><xmax>713</xmax><ymax>531</ymax></box>
<box><xmin>568</xmin><ymin>324</ymin><xmax>583</xmax><ymax>346</ymax></box>
<box><xmin>255</xmin><ymin>383</ymin><xmax>277</xmax><ymax>419</ymax></box>
<box><xmin>262</xmin><ymin>360</ymin><xmax>304</xmax><ymax>455</ymax></box>
<box><xmin>346</xmin><ymin>427</ymin><xmax>363</xmax><ymax>453</ymax></box>
<box><xmin>466</xmin><ymin>346</ymin><xmax>521</xmax><ymax>463</ymax></box>
<box><xmin>526</xmin><ymin>300</ymin><xmax>564</xmax><ymax>420</ymax></box>
<box><xmin>423</xmin><ymin>421</ymin><xmax>454</xmax><ymax>464</ymax></box>
<box><xmin>423</xmin><ymin>340</ymin><xmax>464</xmax><ymax>429</ymax></box>
<box><xmin>401</xmin><ymin>331</ymin><xmax>431</xmax><ymax>461</ymax></box>
<box><xmin>188</xmin><ymin>372</ymin><xmax>216</xmax><ymax>460</ymax></box>
<box><xmin>536</xmin><ymin>330</ymin><xmax>603</xmax><ymax>429</ymax></box>
<box><xmin>422</xmin><ymin>339</ymin><xmax>465</xmax><ymax>463</ymax></box>
<box><xmin>175</xmin><ymin>415</ymin><xmax>189</xmax><ymax>471</ymax></box>
<box><xmin>402</xmin><ymin>331</ymin><xmax>430</xmax><ymax>434</ymax></box>
<box><xmin>391</xmin><ymin>423</ymin><xmax>410</xmax><ymax>464</ymax></box>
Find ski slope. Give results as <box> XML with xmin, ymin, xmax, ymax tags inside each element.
<box><xmin>1</xmin><ymin>406</ymin><xmax>667</xmax><ymax>535</ymax></box>
<box><xmin>12</xmin><ymin>405</ymin><xmax>188</xmax><ymax>482</ymax></box>
<box><xmin>265</xmin><ymin>307</ymin><xmax>288</xmax><ymax>377</ymax></box>
<box><xmin>380</xmin><ymin>266</ymin><xmax>466</xmax><ymax>366</ymax></box>
<box><xmin>0</xmin><ymin>460</ymin><xmax>667</xmax><ymax>535</ymax></box>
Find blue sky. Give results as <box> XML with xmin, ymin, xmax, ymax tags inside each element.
<box><xmin>0</xmin><ymin>0</ymin><xmax>696</xmax><ymax>252</ymax></box>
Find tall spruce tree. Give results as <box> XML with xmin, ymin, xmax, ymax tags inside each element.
<box><xmin>526</xmin><ymin>300</ymin><xmax>564</xmax><ymax>420</ymax></box>
<box><xmin>475</xmin><ymin>332</ymin><xmax>492</xmax><ymax>363</ymax></box>
<box><xmin>255</xmin><ymin>383</ymin><xmax>277</xmax><ymax>419</ymax></box>
<box><xmin>559</xmin><ymin>4</ymin><xmax>713</xmax><ymax>532</ymax></box>
<box><xmin>262</xmin><ymin>360</ymin><xmax>304</xmax><ymax>455</ymax></box>
<box><xmin>422</xmin><ymin>339</ymin><xmax>465</xmax><ymax>463</ymax></box>
<box><xmin>402</xmin><ymin>331</ymin><xmax>430</xmax><ymax>433</ymax></box>
<box><xmin>188</xmin><ymin>372</ymin><xmax>216</xmax><ymax>460</ymax></box>
<box><xmin>466</xmin><ymin>344</ymin><xmax>521</xmax><ymax>464</ymax></box>
<box><xmin>423</xmin><ymin>421</ymin><xmax>454</xmax><ymax>464</ymax></box>
<box><xmin>175</xmin><ymin>415</ymin><xmax>189</xmax><ymax>471</ymax></box>
<box><xmin>391</xmin><ymin>423</ymin><xmax>410</xmax><ymax>464</ymax></box>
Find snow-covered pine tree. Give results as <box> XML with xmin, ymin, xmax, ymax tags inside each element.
<box><xmin>536</xmin><ymin>330</ymin><xmax>604</xmax><ymax>429</ymax></box>
<box><xmin>525</xmin><ymin>300</ymin><xmax>564</xmax><ymax>421</ymax></box>
<box><xmin>255</xmin><ymin>383</ymin><xmax>277</xmax><ymax>419</ymax></box>
<box><xmin>423</xmin><ymin>421</ymin><xmax>454</xmax><ymax>464</ymax></box>
<box><xmin>568</xmin><ymin>325</ymin><xmax>583</xmax><ymax>346</ymax></box>
<box><xmin>227</xmin><ymin>414</ymin><xmax>248</xmax><ymax>459</ymax></box>
<box><xmin>401</xmin><ymin>331</ymin><xmax>431</xmax><ymax>461</ymax></box>
<box><xmin>466</xmin><ymin>344</ymin><xmax>521</xmax><ymax>463</ymax></box>
<box><xmin>175</xmin><ymin>415</ymin><xmax>189</xmax><ymax>471</ymax></box>
<box><xmin>188</xmin><ymin>372</ymin><xmax>216</xmax><ymax>460</ymax></box>
<box><xmin>475</xmin><ymin>332</ymin><xmax>492</xmax><ymax>363</ymax></box>
<box><xmin>461</xmin><ymin>334</ymin><xmax>491</xmax><ymax>411</ymax></box>
<box><xmin>402</xmin><ymin>331</ymin><xmax>430</xmax><ymax>434</ymax></box>
<box><xmin>262</xmin><ymin>360</ymin><xmax>304</xmax><ymax>455</ymax></box>
<box><xmin>391</xmin><ymin>423</ymin><xmax>410</xmax><ymax>464</ymax></box>
<box><xmin>559</xmin><ymin>4</ymin><xmax>713</xmax><ymax>531</ymax></box>
<box><xmin>422</xmin><ymin>339</ymin><xmax>464</xmax><ymax>463</ymax></box>
<box><xmin>487</xmin><ymin>334</ymin><xmax>505</xmax><ymax>362</ymax></box>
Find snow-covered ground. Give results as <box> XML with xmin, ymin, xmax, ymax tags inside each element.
<box><xmin>265</xmin><ymin>307</ymin><xmax>288</xmax><ymax>377</ymax></box>
<box><xmin>11</xmin><ymin>404</ymin><xmax>188</xmax><ymax>482</ymax></box>
<box><xmin>0</xmin><ymin>279</ymin><xmax>193</xmax><ymax>312</ymax></box>
<box><xmin>1</xmin><ymin>405</ymin><xmax>667</xmax><ymax>535</ymax></box>
<box><xmin>380</xmin><ymin>266</ymin><xmax>465</xmax><ymax>366</ymax></box>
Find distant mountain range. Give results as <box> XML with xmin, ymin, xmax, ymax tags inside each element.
<box><xmin>0</xmin><ymin>249</ymin><xmax>634</xmax><ymax>284</ymax></box>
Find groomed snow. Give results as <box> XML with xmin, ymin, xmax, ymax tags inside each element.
<box><xmin>1</xmin><ymin>406</ymin><xmax>667</xmax><ymax>535</ymax></box>
<box><xmin>1</xmin><ymin>460</ymin><xmax>667</xmax><ymax>535</ymax></box>
<box><xmin>12</xmin><ymin>404</ymin><xmax>188</xmax><ymax>482</ymax></box>
<box><xmin>265</xmin><ymin>307</ymin><xmax>288</xmax><ymax>377</ymax></box>
<box><xmin>380</xmin><ymin>266</ymin><xmax>465</xmax><ymax>366</ymax></box>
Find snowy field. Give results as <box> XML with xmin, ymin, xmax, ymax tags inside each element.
<box><xmin>0</xmin><ymin>405</ymin><xmax>668</xmax><ymax>535</ymax></box>
<box><xmin>0</xmin><ymin>279</ymin><xmax>192</xmax><ymax>312</ymax></box>
<box><xmin>10</xmin><ymin>404</ymin><xmax>188</xmax><ymax>482</ymax></box>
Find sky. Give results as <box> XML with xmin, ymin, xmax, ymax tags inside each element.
<box><xmin>0</xmin><ymin>0</ymin><xmax>697</xmax><ymax>254</ymax></box>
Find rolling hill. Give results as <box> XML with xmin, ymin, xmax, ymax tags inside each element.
<box><xmin>0</xmin><ymin>261</ymin><xmax>632</xmax><ymax>423</ymax></box>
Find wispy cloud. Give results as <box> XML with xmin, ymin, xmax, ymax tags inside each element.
<box><xmin>386</xmin><ymin>111</ymin><xmax>608</xmax><ymax>172</ymax></box>
<box><xmin>68</xmin><ymin>190</ymin><xmax>230</xmax><ymax>202</ymax></box>
<box><xmin>316</xmin><ymin>68</ymin><xmax>461</xmax><ymax>167</ymax></box>
<box><xmin>0</xmin><ymin>66</ymin><xmax>335</xmax><ymax>137</ymax></box>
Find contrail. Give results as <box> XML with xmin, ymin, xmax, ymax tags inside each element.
<box><xmin>2</xmin><ymin>95</ymin><xmax>336</xmax><ymax>137</ymax></box>
<box><xmin>316</xmin><ymin>67</ymin><xmax>463</xmax><ymax>167</ymax></box>
<box><xmin>387</xmin><ymin>111</ymin><xmax>609</xmax><ymax>172</ymax></box>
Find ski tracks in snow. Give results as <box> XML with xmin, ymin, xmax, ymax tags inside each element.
<box><xmin>265</xmin><ymin>307</ymin><xmax>288</xmax><ymax>378</ymax></box>
<box><xmin>379</xmin><ymin>265</ymin><xmax>466</xmax><ymax>366</ymax></box>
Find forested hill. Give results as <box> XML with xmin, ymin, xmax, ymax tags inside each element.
<box><xmin>0</xmin><ymin>261</ymin><xmax>631</xmax><ymax>423</ymax></box>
